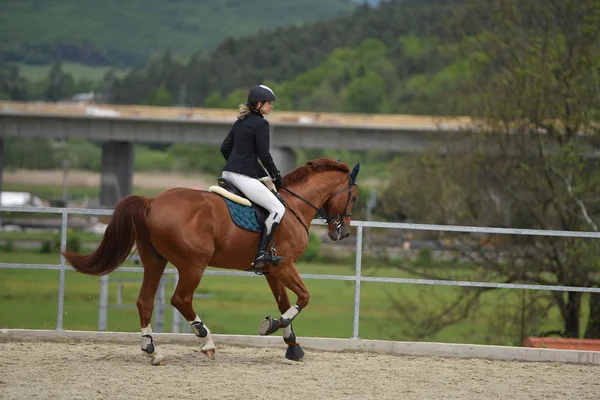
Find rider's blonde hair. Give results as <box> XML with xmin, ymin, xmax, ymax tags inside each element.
<box><xmin>237</xmin><ymin>103</ymin><xmax>251</xmax><ymax>119</ymax></box>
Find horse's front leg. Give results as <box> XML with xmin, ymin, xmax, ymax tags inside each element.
<box><xmin>260</xmin><ymin>264</ymin><xmax>307</xmax><ymax>360</ymax></box>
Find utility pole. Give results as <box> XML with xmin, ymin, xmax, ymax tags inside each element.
<box><xmin>61</xmin><ymin>159</ymin><xmax>71</xmax><ymax>206</ymax></box>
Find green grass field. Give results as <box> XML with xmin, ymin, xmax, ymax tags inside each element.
<box><xmin>0</xmin><ymin>230</ymin><xmax>102</xmax><ymax>243</ymax></box>
<box><xmin>0</xmin><ymin>250</ymin><xmax>576</xmax><ymax>346</ymax></box>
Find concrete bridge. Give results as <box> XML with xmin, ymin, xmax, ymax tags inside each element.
<box><xmin>0</xmin><ymin>101</ymin><xmax>474</xmax><ymax>207</ymax></box>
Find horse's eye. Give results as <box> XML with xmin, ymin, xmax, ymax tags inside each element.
<box><xmin>351</xmin><ymin>196</ymin><xmax>357</xmax><ymax>202</ymax></box>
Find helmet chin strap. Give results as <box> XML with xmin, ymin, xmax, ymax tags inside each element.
<box><xmin>248</xmin><ymin>101</ymin><xmax>266</xmax><ymax>116</ymax></box>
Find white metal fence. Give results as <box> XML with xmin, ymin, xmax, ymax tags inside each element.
<box><xmin>2</xmin><ymin>205</ymin><xmax>600</xmax><ymax>339</ymax></box>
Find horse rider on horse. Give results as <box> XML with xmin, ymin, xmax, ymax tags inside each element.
<box><xmin>220</xmin><ymin>84</ymin><xmax>286</xmax><ymax>269</ymax></box>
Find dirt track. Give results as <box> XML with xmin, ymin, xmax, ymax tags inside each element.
<box><xmin>5</xmin><ymin>169</ymin><xmax>215</xmax><ymax>191</ymax></box>
<box><xmin>1</xmin><ymin>341</ymin><xmax>598</xmax><ymax>400</ymax></box>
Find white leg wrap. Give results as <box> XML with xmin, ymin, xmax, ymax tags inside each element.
<box><xmin>140</xmin><ymin>325</ymin><xmax>165</xmax><ymax>365</ymax></box>
<box><xmin>281</xmin><ymin>305</ymin><xmax>300</xmax><ymax>321</ymax></box>
<box><xmin>282</xmin><ymin>325</ymin><xmax>292</xmax><ymax>339</ymax></box>
<box><xmin>189</xmin><ymin>315</ymin><xmax>215</xmax><ymax>352</ymax></box>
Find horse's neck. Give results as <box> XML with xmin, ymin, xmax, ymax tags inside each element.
<box><xmin>283</xmin><ymin>172</ymin><xmax>344</xmax><ymax>227</ymax></box>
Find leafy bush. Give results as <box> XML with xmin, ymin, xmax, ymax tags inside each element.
<box><xmin>0</xmin><ymin>240</ymin><xmax>14</xmax><ymax>252</ymax></box>
<box><xmin>40</xmin><ymin>240</ymin><xmax>53</xmax><ymax>253</ymax></box>
<box><xmin>67</xmin><ymin>234</ymin><xmax>81</xmax><ymax>253</ymax></box>
<box><xmin>134</xmin><ymin>146</ymin><xmax>175</xmax><ymax>171</ymax></box>
<box><xmin>38</xmin><ymin>231</ymin><xmax>81</xmax><ymax>253</ymax></box>
<box><xmin>166</xmin><ymin>144</ymin><xmax>226</xmax><ymax>175</ymax></box>
<box><xmin>413</xmin><ymin>246</ymin><xmax>433</xmax><ymax>267</ymax></box>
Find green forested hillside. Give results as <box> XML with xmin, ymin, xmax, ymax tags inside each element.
<box><xmin>204</xmin><ymin>37</ymin><xmax>463</xmax><ymax>116</ymax></box>
<box><xmin>0</xmin><ymin>0</ymin><xmax>358</xmax><ymax>67</ymax></box>
<box><xmin>110</xmin><ymin>0</ymin><xmax>458</xmax><ymax>110</ymax></box>
<box><xmin>1</xmin><ymin>0</ymin><xmax>465</xmax><ymax>113</ymax></box>
<box><xmin>109</xmin><ymin>0</ymin><xmax>465</xmax><ymax>114</ymax></box>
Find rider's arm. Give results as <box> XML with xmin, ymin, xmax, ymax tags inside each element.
<box><xmin>220</xmin><ymin>127</ymin><xmax>234</xmax><ymax>161</ymax></box>
<box><xmin>255</xmin><ymin>120</ymin><xmax>279</xmax><ymax>178</ymax></box>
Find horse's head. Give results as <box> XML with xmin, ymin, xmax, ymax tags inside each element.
<box><xmin>320</xmin><ymin>162</ymin><xmax>360</xmax><ymax>241</ymax></box>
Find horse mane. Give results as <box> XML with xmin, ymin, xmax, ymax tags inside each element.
<box><xmin>283</xmin><ymin>158</ymin><xmax>350</xmax><ymax>186</ymax></box>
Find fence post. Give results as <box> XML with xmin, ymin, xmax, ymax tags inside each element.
<box><xmin>172</xmin><ymin>274</ymin><xmax>180</xmax><ymax>333</ymax></box>
<box><xmin>116</xmin><ymin>281</ymin><xmax>122</xmax><ymax>307</ymax></box>
<box><xmin>56</xmin><ymin>212</ymin><xmax>68</xmax><ymax>330</ymax></box>
<box><xmin>154</xmin><ymin>276</ymin><xmax>166</xmax><ymax>333</ymax></box>
<box><xmin>98</xmin><ymin>275</ymin><xmax>109</xmax><ymax>330</ymax></box>
<box><xmin>352</xmin><ymin>225</ymin><xmax>363</xmax><ymax>339</ymax></box>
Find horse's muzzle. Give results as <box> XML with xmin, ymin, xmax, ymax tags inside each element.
<box><xmin>328</xmin><ymin>223</ymin><xmax>350</xmax><ymax>241</ymax></box>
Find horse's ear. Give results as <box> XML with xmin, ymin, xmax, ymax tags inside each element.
<box><xmin>350</xmin><ymin>162</ymin><xmax>360</xmax><ymax>183</ymax></box>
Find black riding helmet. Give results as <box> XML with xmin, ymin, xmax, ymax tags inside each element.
<box><xmin>247</xmin><ymin>85</ymin><xmax>279</xmax><ymax>105</ymax></box>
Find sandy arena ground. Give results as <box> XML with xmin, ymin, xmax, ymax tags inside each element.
<box><xmin>0</xmin><ymin>340</ymin><xmax>598</xmax><ymax>400</ymax></box>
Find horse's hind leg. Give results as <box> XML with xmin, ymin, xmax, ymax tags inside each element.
<box><xmin>136</xmin><ymin>240</ymin><xmax>168</xmax><ymax>365</ymax></box>
<box><xmin>170</xmin><ymin>262</ymin><xmax>216</xmax><ymax>357</ymax></box>
<box><xmin>264</xmin><ymin>273</ymin><xmax>305</xmax><ymax>361</ymax></box>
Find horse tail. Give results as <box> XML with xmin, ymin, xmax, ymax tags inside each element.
<box><xmin>63</xmin><ymin>195</ymin><xmax>150</xmax><ymax>276</ymax></box>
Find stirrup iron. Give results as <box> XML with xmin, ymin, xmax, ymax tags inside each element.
<box><xmin>270</xmin><ymin>246</ymin><xmax>284</xmax><ymax>266</ymax></box>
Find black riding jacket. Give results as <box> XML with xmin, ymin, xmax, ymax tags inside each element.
<box><xmin>220</xmin><ymin>110</ymin><xmax>279</xmax><ymax>179</ymax></box>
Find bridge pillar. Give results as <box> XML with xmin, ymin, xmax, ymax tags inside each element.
<box><xmin>100</xmin><ymin>141</ymin><xmax>133</xmax><ymax>208</ymax></box>
<box><xmin>0</xmin><ymin>137</ymin><xmax>3</xmax><ymax>226</ymax></box>
<box><xmin>0</xmin><ymin>137</ymin><xmax>4</xmax><ymax>202</ymax></box>
<box><xmin>271</xmin><ymin>147</ymin><xmax>297</xmax><ymax>175</ymax></box>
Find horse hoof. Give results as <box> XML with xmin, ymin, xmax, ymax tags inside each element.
<box><xmin>146</xmin><ymin>350</ymin><xmax>166</xmax><ymax>366</ymax></box>
<box><xmin>202</xmin><ymin>348</ymin><xmax>216</xmax><ymax>358</ymax></box>
<box><xmin>151</xmin><ymin>354</ymin><xmax>166</xmax><ymax>366</ymax></box>
<box><xmin>285</xmin><ymin>345</ymin><xmax>304</xmax><ymax>361</ymax></box>
<box><xmin>258</xmin><ymin>316</ymin><xmax>279</xmax><ymax>336</ymax></box>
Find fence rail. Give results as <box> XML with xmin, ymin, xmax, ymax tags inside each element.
<box><xmin>2</xmin><ymin>205</ymin><xmax>600</xmax><ymax>339</ymax></box>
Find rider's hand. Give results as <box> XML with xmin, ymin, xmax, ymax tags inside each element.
<box><xmin>273</xmin><ymin>171</ymin><xmax>282</xmax><ymax>190</ymax></box>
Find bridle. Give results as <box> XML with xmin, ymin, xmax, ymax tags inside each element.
<box><xmin>278</xmin><ymin>174</ymin><xmax>357</xmax><ymax>234</ymax></box>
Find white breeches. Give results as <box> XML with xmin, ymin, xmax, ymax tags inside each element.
<box><xmin>222</xmin><ymin>171</ymin><xmax>285</xmax><ymax>233</ymax></box>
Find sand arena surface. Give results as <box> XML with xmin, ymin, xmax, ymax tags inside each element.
<box><xmin>1</xmin><ymin>340</ymin><xmax>598</xmax><ymax>400</ymax></box>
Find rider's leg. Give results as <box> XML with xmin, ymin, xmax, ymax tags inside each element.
<box><xmin>222</xmin><ymin>171</ymin><xmax>286</xmax><ymax>266</ymax></box>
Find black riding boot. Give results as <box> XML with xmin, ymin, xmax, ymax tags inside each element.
<box><xmin>253</xmin><ymin>222</ymin><xmax>284</xmax><ymax>269</ymax></box>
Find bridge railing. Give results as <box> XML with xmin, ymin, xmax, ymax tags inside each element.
<box><xmin>1</xmin><ymin>205</ymin><xmax>600</xmax><ymax>339</ymax></box>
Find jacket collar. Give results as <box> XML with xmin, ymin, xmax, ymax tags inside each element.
<box><xmin>250</xmin><ymin>109</ymin><xmax>264</xmax><ymax>118</ymax></box>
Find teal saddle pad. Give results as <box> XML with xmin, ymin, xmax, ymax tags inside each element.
<box><xmin>222</xmin><ymin>198</ymin><xmax>263</xmax><ymax>233</ymax></box>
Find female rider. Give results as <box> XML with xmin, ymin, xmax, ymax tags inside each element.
<box><xmin>220</xmin><ymin>84</ymin><xmax>286</xmax><ymax>269</ymax></box>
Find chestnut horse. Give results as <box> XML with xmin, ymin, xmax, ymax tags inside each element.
<box><xmin>64</xmin><ymin>158</ymin><xmax>360</xmax><ymax>365</ymax></box>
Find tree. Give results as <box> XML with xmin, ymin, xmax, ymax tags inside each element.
<box><xmin>381</xmin><ymin>0</ymin><xmax>600</xmax><ymax>342</ymax></box>
<box><xmin>341</xmin><ymin>70</ymin><xmax>387</xmax><ymax>113</ymax></box>
<box><xmin>44</xmin><ymin>61</ymin><xmax>74</xmax><ymax>101</ymax></box>
<box><xmin>0</xmin><ymin>64</ymin><xmax>30</xmax><ymax>100</ymax></box>
<box><xmin>146</xmin><ymin>85</ymin><xmax>173</xmax><ymax>106</ymax></box>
